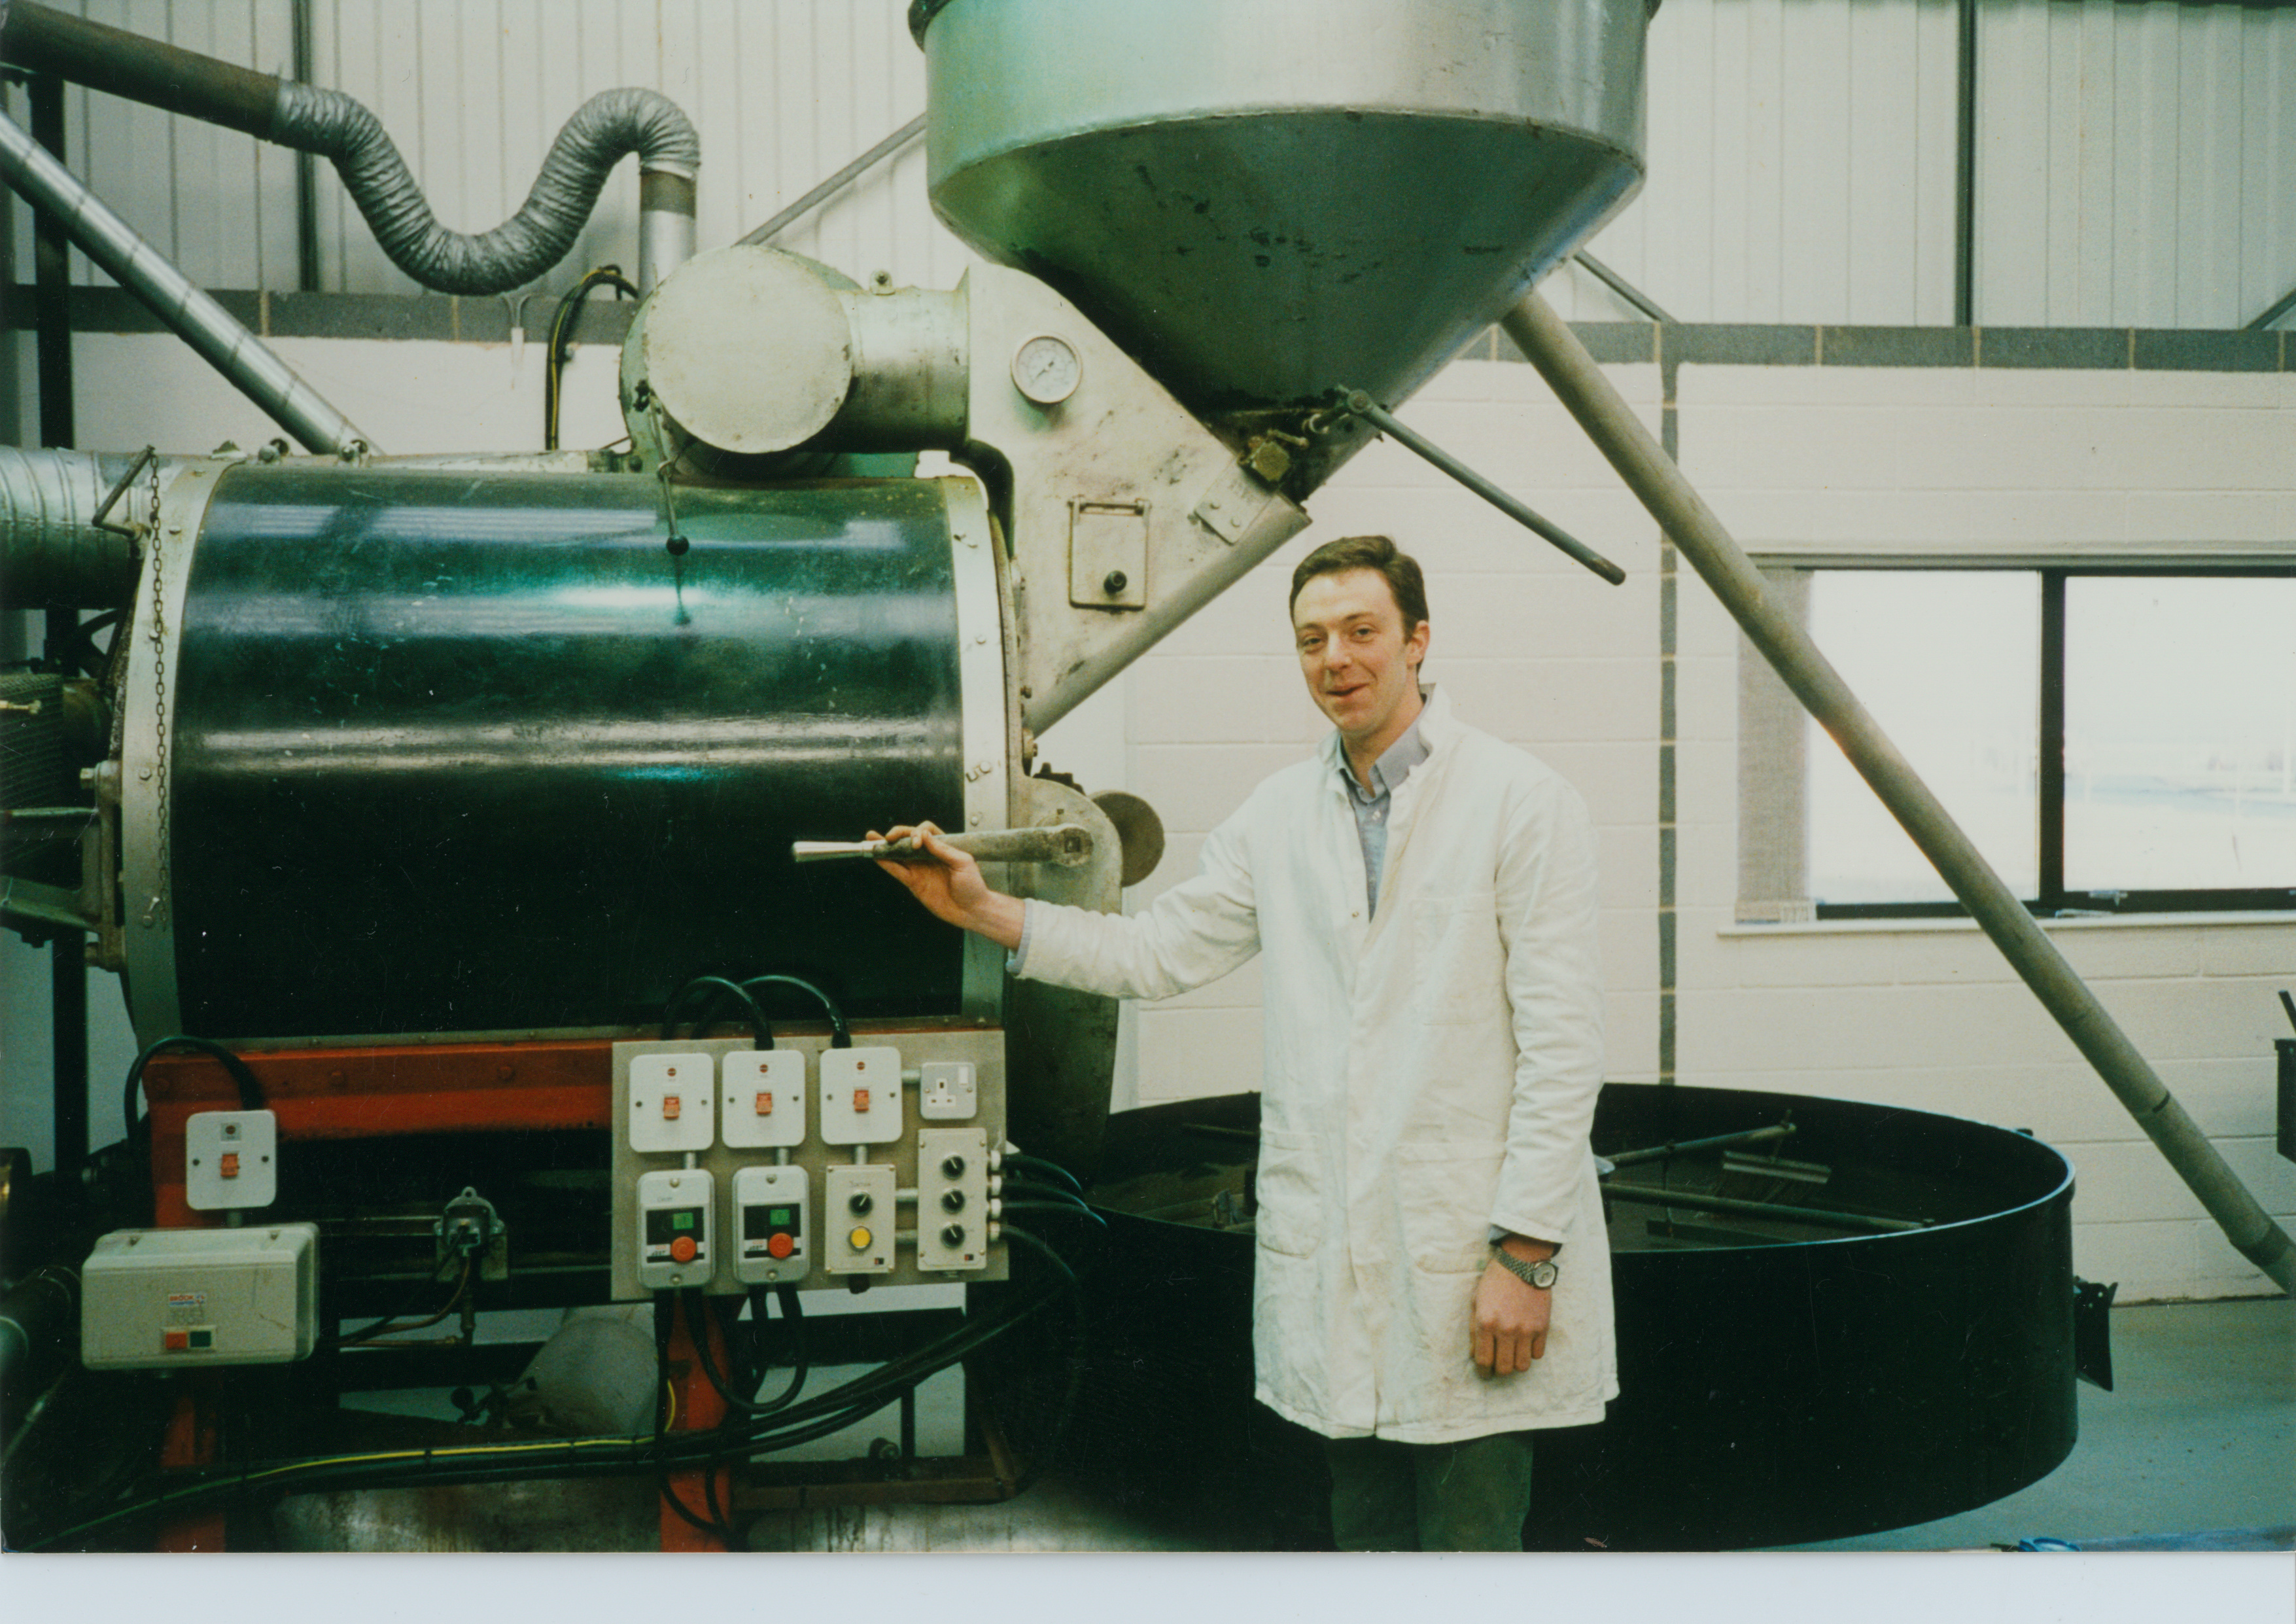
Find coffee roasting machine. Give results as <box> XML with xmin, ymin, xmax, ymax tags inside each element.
<box><xmin>2</xmin><ymin>0</ymin><xmax>2286</xmax><ymax>1553</ymax></box>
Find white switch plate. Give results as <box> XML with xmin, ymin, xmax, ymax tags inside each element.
<box><xmin>628</xmin><ymin>1052</ymin><xmax>715</xmax><ymax>1154</ymax></box>
<box><xmin>184</xmin><ymin>1110</ymin><xmax>278</xmax><ymax>1210</ymax></box>
<box><xmin>720</xmin><ymin>1050</ymin><xmax>806</xmax><ymax>1150</ymax></box>
<box><xmin>818</xmin><ymin>1046</ymin><xmax>903</xmax><ymax>1146</ymax></box>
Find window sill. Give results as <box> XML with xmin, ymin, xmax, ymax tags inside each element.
<box><xmin>1719</xmin><ymin>910</ymin><xmax>2296</xmax><ymax>938</ymax></box>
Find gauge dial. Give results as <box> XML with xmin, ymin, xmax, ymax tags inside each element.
<box><xmin>1011</xmin><ymin>334</ymin><xmax>1082</xmax><ymax>405</ymax></box>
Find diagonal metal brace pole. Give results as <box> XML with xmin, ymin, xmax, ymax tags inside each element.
<box><xmin>1333</xmin><ymin>387</ymin><xmax>1626</xmax><ymax>585</ymax></box>
<box><xmin>1501</xmin><ymin>287</ymin><xmax>2294</xmax><ymax>1296</ymax></box>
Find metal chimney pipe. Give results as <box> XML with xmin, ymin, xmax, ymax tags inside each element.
<box><xmin>0</xmin><ymin>109</ymin><xmax>372</xmax><ymax>459</ymax></box>
<box><xmin>1501</xmin><ymin>287</ymin><xmax>2295</xmax><ymax>1296</ymax></box>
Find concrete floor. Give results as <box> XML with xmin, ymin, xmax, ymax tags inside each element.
<box><xmin>1781</xmin><ymin>1296</ymin><xmax>2295</xmax><ymax>1552</ymax></box>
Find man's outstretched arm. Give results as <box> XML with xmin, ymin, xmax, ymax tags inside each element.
<box><xmin>869</xmin><ymin>821</ymin><xmax>1027</xmax><ymax>950</ymax></box>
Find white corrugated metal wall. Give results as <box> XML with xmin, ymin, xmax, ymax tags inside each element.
<box><xmin>12</xmin><ymin>0</ymin><xmax>2295</xmax><ymax>329</ymax></box>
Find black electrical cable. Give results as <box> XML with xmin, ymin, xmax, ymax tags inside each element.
<box><xmin>727</xmin><ymin>1286</ymin><xmax>807</xmax><ymax>1414</ymax></box>
<box><xmin>26</xmin><ymin>1263</ymin><xmax>1082</xmax><ymax>1549</ymax></box>
<box><xmin>1003</xmin><ymin>1152</ymin><xmax>1085</xmax><ymax>1197</ymax></box>
<box><xmin>997</xmin><ymin>1199</ymin><xmax>1105</xmax><ymax>1228</ymax></box>
<box><xmin>739</xmin><ymin>974</ymin><xmax>851</xmax><ymax>1048</ymax></box>
<box><xmin>659</xmin><ymin>974</ymin><xmax>772</xmax><ymax>1048</ymax></box>
<box><xmin>322</xmin><ymin>1258</ymin><xmax>472</xmax><ymax>1349</ymax></box>
<box><xmin>682</xmin><ymin>1289</ymin><xmax>808</xmax><ymax>1419</ymax></box>
<box><xmin>542</xmin><ymin>264</ymin><xmax>638</xmax><ymax>451</ymax></box>
<box><xmin>984</xmin><ymin>1224</ymin><xmax>1088</xmax><ymax>1499</ymax></box>
<box><xmin>1001</xmin><ymin>1185</ymin><xmax>1107</xmax><ymax>1227</ymax></box>
<box><xmin>121</xmin><ymin>1034</ymin><xmax>266</xmax><ymax>1131</ymax></box>
<box><xmin>651</xmin><ymin>1292</ymin><xmax>736</xmax><ymax>1546</ymax></box>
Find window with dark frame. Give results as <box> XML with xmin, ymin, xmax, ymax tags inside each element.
<box><xmin>1800</xmin><ymin>566</ymin><xmax>2296</xmax><ymax>920</ymax></box>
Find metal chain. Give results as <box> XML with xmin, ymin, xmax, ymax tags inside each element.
<box><xmin>140</xmin><ymin>463</ymin><xmax>171</xmax><ymax>930</ymax></box>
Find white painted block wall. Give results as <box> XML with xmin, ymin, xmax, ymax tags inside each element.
<box><xmin>1677</xmin><ymin>363</ymin><xmax>2296</xmax><ymax>1301</ymax></box>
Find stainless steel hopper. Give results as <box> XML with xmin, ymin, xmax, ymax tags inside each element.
<box><xmin>916</xmin><ymin>0</ymin><xmax>1648</xmax><ymax>417</ymax></box>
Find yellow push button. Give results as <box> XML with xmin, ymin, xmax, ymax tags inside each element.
<box><xmin>848</xmin><ymin>1226</ymin><xmax>873</xmax><ymax>1252</ymax></box>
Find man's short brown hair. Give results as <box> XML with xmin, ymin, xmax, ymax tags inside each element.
<box><xmin>1288</xmin><ymin>535</ymin><xmax>1430</xmax><ymax>633</ymax></box>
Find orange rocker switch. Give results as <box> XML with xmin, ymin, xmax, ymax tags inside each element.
<box><xmin>754</xmin><ymin>1092</ymin><xmax>774</xmax><ymax>1115</ymax></box>
<box><xmin>219</xmin><ymin>1152</ymin><xmax>240</xmax><ymax>1179</ymax></box>
<box><xmin>852</xmin><ymin>1087</ymin><xmax>872</xmax><ymax>1113</ymax></box>
<box><xmin>661</xmin><ymin>1094</ymin><xmax>682</xmax><ymax>1120</ymax></box>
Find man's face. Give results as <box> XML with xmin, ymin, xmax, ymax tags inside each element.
<box><xmin>1292</xmin><ymin>567</ymin><xmax>1430</xmax><ymax>753</ymax></box>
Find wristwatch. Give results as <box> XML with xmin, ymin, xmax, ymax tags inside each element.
<box><xmin>1491</xmin><ymin>1247</ymin><xmax>1559</xmax><ymax>1290</ymax></box>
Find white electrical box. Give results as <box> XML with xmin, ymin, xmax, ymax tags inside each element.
<box><xmin>184</xmin><ymin>1109</ymin><xmax>278</xmax><ymax>1210</ymax></box>
<box><xmin>732</xmin><ymin>1163</ymin><xmax>810</xmax><ymax>1285</ymax></box>
<box><xmin>823</xmin><ymin>1164</ymin><xmax>896</xmax><ymax>1275</ymax></box>
<box><xmin>629</xmin><ymin>1052</ymin><xmax>716</xmax><ymax>1154</ymax></box>
<box><xmin>916</xmin><ymin>1061</ymin><xmax>979</xmax><ymax>1121</ymax></box>
<box><xmin>721</xmin><ymin>1050</ymin><xmax>806</xmax><ymax>1150</ymax></box>
<box><xmin>914</xmin><ymin>1127</ymin><xmax>990</xmax><ymax>1273</ymax></box>
<box><xmin>819</xmin><ymin>1046</ymin><xmax>903</xmax><ymax>1146</ymax></box>
<box><xmin>636</xmin><ymin>1168</ymin><xmax>715</xmax><ymax>1290</ymax></box>
<box><xmin>82</xmin><ymin>1225</ymin><xmax>320</xmax><ymax>1368</ymax></box>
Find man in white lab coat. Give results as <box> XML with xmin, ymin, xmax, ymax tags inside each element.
<box><xmin>877</xmin><ymin>535</ymin><xmax>1615</xmax><ymax>1549</ymax></box>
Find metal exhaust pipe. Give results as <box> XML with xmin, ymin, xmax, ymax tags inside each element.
<box><xmin>0</xmin><ymin>109</ymin><xmax>372</xmax><ymax>459</ymax></box>
<box><xmin>1501</xmin><ymin>287</ymin><xmax>2295</xmax><ymax>1296</ymax></box>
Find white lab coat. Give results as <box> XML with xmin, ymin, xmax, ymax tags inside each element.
<box><xmin>1021</xmin><ymin>688</ymin><xmax>1616</xmax><ymax>1442</ymax></box>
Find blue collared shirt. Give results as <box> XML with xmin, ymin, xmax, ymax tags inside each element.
<box><xmin>1339</xmin><ymin>711</ymin><xmax>1431</xmax><ymax>915</ymax></box>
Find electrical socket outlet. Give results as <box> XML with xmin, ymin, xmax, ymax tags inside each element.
<box><xmin>916</xmin><ymin>1060</ymin><xmax>978</xmax><ymax>1121</ymax></box>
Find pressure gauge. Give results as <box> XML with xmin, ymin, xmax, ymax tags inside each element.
<box><xmin>1011</xmin><ymin>334</ymin><xmax>1081</xmax><ymax>405</ymax></box>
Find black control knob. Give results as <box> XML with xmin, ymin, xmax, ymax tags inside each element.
<box><xmin>941</xmin><ymin>1189</ymin><xmax>966</xmax><ymax>1212</ymax></box>
<box><xmin>941</xmin><ymin>1224</ymin><xmax>965</xmax><ymax>1246</ymax></box>
<box><xmin>848</xmin><ymin>1190</ymin><xmax>873</xmax><ymax>1215</ymax></box>
<box><xmin>941</xmin><ymin>1154</ymin><xmax>966</xmax><ymax>1178</ymax></box>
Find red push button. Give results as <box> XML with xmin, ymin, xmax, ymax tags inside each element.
<box><xmin>669</xmin><ymin>1235</ymin><xmax>697</xmax><ymax>1263</ymax></box>
<box><xmin>766</xmin><ymin>1233</ymin><xmax>795</xmax><ymax>1260</ymax></box>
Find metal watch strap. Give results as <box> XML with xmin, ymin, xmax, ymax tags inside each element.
<box><xmin>1491</xmin><ymin>1247</ymin><xmax>1558</xmax><ymax>1290</ymax></box>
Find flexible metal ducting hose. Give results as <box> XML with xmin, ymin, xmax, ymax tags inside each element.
<box><xmin>1</xmin><ymin>3</ymin><xmax>700</xmax><ymax>296</ymax></box>
<box><xmin>268</xmin><ymin>82</ymin><xmax>699</xmax><ymax>296</ymax></box>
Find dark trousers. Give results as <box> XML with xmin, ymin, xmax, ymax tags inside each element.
<box><xmin>1323</xmin><ymin>1431</ymin><xmax>1535</xmax><ymax>1551</ymax></box>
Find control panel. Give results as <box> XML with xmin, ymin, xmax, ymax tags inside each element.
<box><xmin>608</xmin><ymin>1031</ymin><xmax>1008</xmax><ymax>1299</ymax></box>
<box><xmin>732</xmin><ymin>1163</ymin><xmax>809</xmax><ymax>1285</ymax></box>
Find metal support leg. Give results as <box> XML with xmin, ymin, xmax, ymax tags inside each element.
<box><xmin>1501</xmin><ymin>287</ymin><xmax>2295</xmax><ymax>1296</ymax></box>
